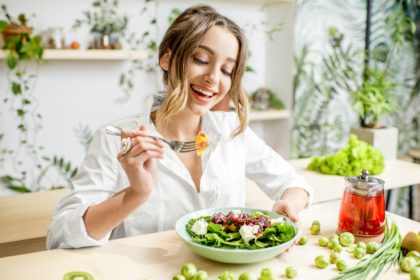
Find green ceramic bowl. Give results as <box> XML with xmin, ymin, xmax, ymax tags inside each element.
<box><xmin>175</xmin><ymin>207</ymin><xmax>299</xmax><ymax>264</ymax></box>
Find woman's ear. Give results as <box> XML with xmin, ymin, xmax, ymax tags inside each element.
<box><xmin>159</xmin><ymin>50</ymin><xmax>172</xmax><ymax>71</ymax></box>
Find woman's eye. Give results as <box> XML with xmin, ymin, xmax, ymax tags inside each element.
<box><xmin>193</xmin><ymin>57</ymin><xmax>208</xmax><ymax>65</ymax></box>
<box><xmin>221</xmin><ymin>68</ymin><xmax>233</xmax><ymax>76</ymax></box>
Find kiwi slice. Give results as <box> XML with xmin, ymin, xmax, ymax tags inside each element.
<box><xmin>63</xmin><ymin>271</ymin><xmax>94</xmax><ymax>280</ymax></box>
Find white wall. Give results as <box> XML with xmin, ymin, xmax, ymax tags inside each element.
<box><xmin>0</xmin><ymin>0</ymin><xmax>291</xmax><ymax>195</ymax></box>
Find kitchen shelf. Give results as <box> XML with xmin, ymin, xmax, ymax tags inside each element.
<box><xmin>0</xmin><ymin>49</ymin><xmax>148</xmax><ymax>61</ymax></box>
<box><xmin>249</xmin><ymin>109</ymin><xmax>290</xmax><ymax>121</ymax></box>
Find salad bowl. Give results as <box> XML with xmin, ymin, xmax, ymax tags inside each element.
<box><xmin>175</xmin><ymin>207</ymin><xmax>300</xmax><ymax>264</ymax></box>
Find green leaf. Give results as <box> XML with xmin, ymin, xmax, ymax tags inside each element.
<box><xmin>0</xmin><ymin>20</ymin><xmax>7</xmax><ymax>32</ymax></box>
<box><xmin>245</xmin><ymin>65</ymin><xmax>255</xmax><ymax>72</ymax></box>
<box><xmin>6</xmin><ymin>54</ymin><xmax>18</xmax><ymax>69</ymax></box>
<box><xmin>17</xmin><ymin>109</ymin><xmax>25</xmax><ymax>117</ymax></box>
<box><xmin>11</xmin><ymin>82</ymin><xmax>22</xmax><ymax>95</ymax></box>
<box><xmin>22</xmin><ymin>98</ymin><xmax>31</xmax><ymax>105</ymax></box>
<box><xmin>7</xmin><ymin>185</ymin><xmax>31</xmax><ymax>193</ymax></box>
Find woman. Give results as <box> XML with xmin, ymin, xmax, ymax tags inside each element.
<box><xmin>47</xmin><ymin>5</ymin><xmax>312</xmax><ymax>249</ymax></box>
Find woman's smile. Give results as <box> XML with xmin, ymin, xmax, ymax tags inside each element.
<box><xmin>190</xmin><ymin>83</ymin><xmax>218</xmax><ymax>104</ymax></box>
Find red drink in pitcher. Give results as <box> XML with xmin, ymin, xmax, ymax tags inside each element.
<box><xmin>337</xmin><ymin>170</ymin><xmax>386</xmax><ymax>238</ymax></box>
<box><xmin>338</xmin><ymin>188</ymin><xmax>385</xmax><ymax>236</ymax></box>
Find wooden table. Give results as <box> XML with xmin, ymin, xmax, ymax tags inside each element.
<box><xmin>0</xmin><ymin>200</ymin><xmax>417</xmax><ymax>280</ymax></box>
<box><xmin>0</xmin><ymin>189</ymin><xmax>70</xmax><ymax>257</ymax></box>
<box><xmin>1</xmin><ymin>158</ymin><xmax>420</xmax><ymax>258</ymax></box>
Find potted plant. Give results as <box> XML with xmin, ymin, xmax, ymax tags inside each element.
<box><xmin>72</xmin><ymin>0</ymin><xmax>128</xmax><ymax>49</ymax></box>
<box><xmin>350</xmin><ymin>68</ymin><xmax>398</xmax><ymax>159</ymax></box>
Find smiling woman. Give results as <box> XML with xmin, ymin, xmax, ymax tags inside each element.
<box><xmin>46</xmin><ymin>5</ymin><xmax>313</xmax><ymax>250</ymax></box>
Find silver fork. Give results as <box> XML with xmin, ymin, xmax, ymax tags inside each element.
<box><xmin>105</xmin><ymin>125</ymin><xmax>197</xmax><ymax>153</ymax></box>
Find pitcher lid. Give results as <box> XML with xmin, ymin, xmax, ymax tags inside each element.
<box><xmin>345</xmin><ymin>170</ymin><xmax>385</xmax><ymax>190</ymax></box>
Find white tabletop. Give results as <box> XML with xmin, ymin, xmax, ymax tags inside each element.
<box><xmin>0</xmin><ymin>199</ymin><xmax>417</xmax><ymax>280</ymax></box>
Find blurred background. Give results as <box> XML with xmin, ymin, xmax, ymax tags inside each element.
<box><xmin>0</xmin><ymin>0</ymin><xmax>419</xmax><ymax>219</ymax></box>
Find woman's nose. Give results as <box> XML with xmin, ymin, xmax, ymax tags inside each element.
<box><xmin>204</xmin><ymin>66</ymin><xmax>219</xmax><ymax>85</ymax></box>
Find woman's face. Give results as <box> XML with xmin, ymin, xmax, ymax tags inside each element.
<box><xmin>186</xmin><ymin>25</ymin><xmax>239</xmax><ymax>116</ymax></box>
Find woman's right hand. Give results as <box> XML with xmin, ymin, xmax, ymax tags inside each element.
<box><xmin>117</xmin><ymin>125</ymin><xmax>165</xmax><ymax>199</ymax></box>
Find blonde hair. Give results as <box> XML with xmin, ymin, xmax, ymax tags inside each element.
<box><xmin>154</xmin><ymin>5</ymin><xmax>249</xmax><ymax>136</ymax></box>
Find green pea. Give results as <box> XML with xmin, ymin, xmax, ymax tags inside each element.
<box><xmin>173</xmin><ymin>276</ymin><xmax>186</xmax><ymax>280</ymax></box>
<box><xmin>410</xmin><ymin>266</ymin><xmax>420</xmax><ymax>280</ymax></box>
<box><xmin>315</xmin><ymin>255</ymin><xmax>329</xmax><ymax>269</ymax></box>
<box><xmin>193</xmin><ymin>270</ymin><xmax>208</xmax><ymax>280</ymax></box>
<box><xmin>260</xmin><ymin>267</ymin><xmax>274</xmax><ymax>280</ymax></box>
<box><xmin>366</xmin><ymin>241</ymin><xmax>380</xmax><ymax>254</ymax></box>
<box><xmin>339</xmin><ymin>232</ymin><xmax>355</xmax><ymax>247</ymax></box>
<box><xmin>238</xmin><ymin>272</ymin><xmax>258</xmax><ymax>280</ymax></box>
<box><xmin>336</xmin><ymin>260</ymin><xmax>348</xmax><ymax>271</ymax></box>
<box><xmin>217</xmin><ymin>271</ymin><xmax>235</xmax><ymax>280</ymax></box>
<box><xmin>299</xmin><ymin>235</ymin><xmax>308</xmax><ymax>245</ymax></box>
<box><xmin>330</xmin><ymin>252</ymin><xmax>340</xmax><ymax>264</ymax></box>
<box><xmin>353</xmin><ymin>247</ymin><xmax>366</xmax><ymax>259</ymax></box>
<box><xmin>285</xmin><ymin>266</ymin><xmax>297</xmax><ymax>279</ymax></box>
<box><xmin>401</xmin><ymin>257</ymin><xmax>417</xmax><ymax>273</ymax></box>
<box><xmin>181</xmin><ymin>263</ymin><xmax>197</xmax><ymax>280</ymax></box>
<box><xmin>310</xmin><ymin>224</ymin><xmax>321</xmax><ymax>235</ymax></box>
<box><xmin>318</xmin><ymin>237</ymin><xmax>328</xmax><ymax>247</ymax></box>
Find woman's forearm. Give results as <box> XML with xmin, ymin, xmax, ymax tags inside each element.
<box><xmin>83</xmin><ymin>188</ymin><xmax>146</xmax><ymax>240</ymax></box>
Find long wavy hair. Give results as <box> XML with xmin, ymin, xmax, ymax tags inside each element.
<box><xmin>154</xmin><ymin>5</ymin><xmax>249</xmax><ymax>136</ymax></box>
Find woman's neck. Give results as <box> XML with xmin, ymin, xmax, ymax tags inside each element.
<box><xmin>154</xmin><ymin>109</ymin><xmax>202</xmax><ymax>141</ymax></box>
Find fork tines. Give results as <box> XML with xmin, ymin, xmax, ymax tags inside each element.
<box><xmin>179</xmin><ymin>141</ymin><xmax>198</xmax><ymax>153</ymax></box>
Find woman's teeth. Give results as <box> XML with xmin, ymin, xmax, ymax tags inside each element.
<box><xmin>192</xmin><ymin>85</ymin><xmax>214</xmax><ymax>97</ymax></box>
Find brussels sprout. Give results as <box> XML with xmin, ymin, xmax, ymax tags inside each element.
<box><xmin>345</xmin><ymin>244</ymin><xmax>357</xmax><ymax>254</ymax></box>
<box><xmin>328</xmin><ymin>238</ymin><xmax>340</xmax><ymax>249</ymax></box>
<box><xmin>330</xmin><ymin>252</ymin><xmax>340</xmax><ymax>264</ymax></box>
<box><xmin>401</xmin><ymin>257</ymin><xmax>417</xmax><ymax>273</ymax></box>
<box><xmin>333</xmin><ymin>244</ymin><xmax>343</xmax><ymax>253</ymax></box>
<box><xmin>336</xmin><ymin>260</ymin><xmax>348</xmax><ymax>271</ymax></box>
<box><xmin>353</xmin><ymin>247</ymin><xmax>366</xmax><ymax>259</ymax></box>
<box><xmin>319</xmin><ymin>237</ymin><xmax>328</xmax><ymax>247</ymax></box>
<box><xmin>329</xmin><ymin>234</ymin><xmax>339</xmax><ymax>241</ymax></box>
<box><xmin>315</xmin><ymin>255</ymin><xmax>329</xmax><ymax>269</ymax></box>
<box><xmin>217</xmin><ymin>271</ymin><xmax>235</xmax><ymax>280</ymax></box>
<box><xmin>238</xmin><ymin>272</ymin><xmax>258</xmax><ymax>280</ymax></box>
<box><xmin>285</xmin><ymin>266</ymin><xmax>297</xmax><ymax>279</ymax></box>
<box><xmin>173</xmin><ymin>276</ymin><xmax>186</xmax><ymax>280</ymax></box>
<box><xmin>357</xmin><ymin>241</ymin><xmax>366</xmax><ymax>249</ymax></box>
<box><xmin>310</xmin><ymin>224</ymin><xmax>321</xmax><ymax>235</ymax></box>
<box><xmin>299</xmin><ymin>235</ymin><xmax>308</xmax><ymax>245</ymax></box>
<box><xmin>407</xmin><ymin>251</ymin><xmax>420</xmax><ymax>262</ymax></box>
<box><xmin>366</xmin><ymin>241</ymin><xmax>380</xmax><ymax>254</ymax></box>
<box><xmin>339</xmin><ymin>232</ymin><xmax>355</xmax><ymax>247</ymax></box>
<box><xmin>193</xmin><ymin>270</ymin><xmax>208</xmax><ymax>280</ymax></box>
<box><xmin>411</xmin><ymin>266</ymin><xmax>420</xmax><ymax>280</ymax></box>
<box><xmin>312</xmin><ymin>220</ymin><xmax>321</xmax><ymax>226</ymax></box>
<box><xmin>260</xmin><ymin>267</ymin><xmax>274</xmax><ymax>280</ymax></box>
<box><xmin>181</xmin><ymin>263</ymin><xmax>198</xmax><ymax>280</ymax></box>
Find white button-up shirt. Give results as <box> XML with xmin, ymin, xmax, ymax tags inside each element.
<box><xmin>47</xmin><ymin>111</ymin><xmax>313</xmax><ymax>249</ymax></box>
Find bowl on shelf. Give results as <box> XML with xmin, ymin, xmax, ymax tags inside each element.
<box><xmin>175</xmin><ymin>207</ymin><xmax>299</xmax><ymax>264</ymax></box>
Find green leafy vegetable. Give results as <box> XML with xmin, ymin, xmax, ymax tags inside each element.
<box><xmin>186</xmin><ymin>213</ymin><xmax>296</xmax><ymax>250</ymax></box>
<box><xmin>308</xmin><ymin>134</ymin><xmax>384</xmax><ymax>176</ymax></box>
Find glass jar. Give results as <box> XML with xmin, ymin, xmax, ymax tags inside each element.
<box><xmin>337</xmin><ymin>170</ymin><xmax>386</xmax><ymax>237</ymax></box>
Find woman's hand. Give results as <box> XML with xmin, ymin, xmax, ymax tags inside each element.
<box><xmin>117</xmin><ymin>125</ymin><xmax>165</xmax><ymax>199</ymax></box>
<box><xmin>272</xmin><ymin>199</ymin><xmax>300</xmax><ymax>223</ymax></box>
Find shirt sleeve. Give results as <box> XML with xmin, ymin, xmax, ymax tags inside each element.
<box><xmin>244</xmin><ymin>127</ymin><xmax>313</xmax><ymax>207</ymax></box>
<box><xmin>47</xmin><ymin>127</ymin><xmax>120</xmax><ymax>249</ymax></box>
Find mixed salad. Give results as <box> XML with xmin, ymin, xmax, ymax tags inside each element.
<box><xmin>186</xmin><ymin>210</ymin><xmax>296</xmax><ymax>249</ymax></box>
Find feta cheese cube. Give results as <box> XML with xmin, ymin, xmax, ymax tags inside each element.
<box><xmin>271</xmin><ymin>217</ymin><xmax>285</xmax><ymax>225</ymax></box>
<box><xmin>239</xmin><ymin>225</ymin><xmax>260</xmax><ymax>242</ymax></box>
<box><xmin>191</xmin><ymin>219</ymin><xmax>208</xmax><ymax>235</ymax></box>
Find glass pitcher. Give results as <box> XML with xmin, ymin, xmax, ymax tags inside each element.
<box><xmin>337</xmin><ymin>170</ymin><xmax>386</xmax><ymax>238</ymax></box>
